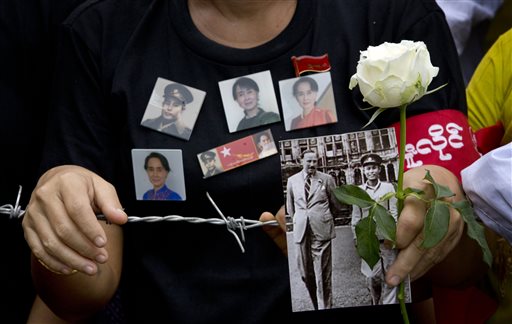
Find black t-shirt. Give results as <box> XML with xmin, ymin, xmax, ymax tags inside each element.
<box><xmin>45</xmin><ymin>0</ymin><xmax>465</xmax><ymax>322</ymax></box>
<box><xmin>0</xmin><ymin>1</ymin><xmax>84</xmax><ymax>322</ymax></box>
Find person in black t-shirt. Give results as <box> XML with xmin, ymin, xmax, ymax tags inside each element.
<box><xmin>20</xmin><ymin>1</ymin><xmax>486</xmax><ymax>323</ymax></box>
<box><xmin>0</xmin><ymin>1</ymin><xmax>85</xmax><ymax>322</ymax></box>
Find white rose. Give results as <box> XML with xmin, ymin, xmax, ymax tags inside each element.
<box><xmin>349</xmin><ymin>40</ymin><xmax>439</xmax><ymax>108</ymax></box>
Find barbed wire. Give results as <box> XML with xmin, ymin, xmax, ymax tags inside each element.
<box><xmin>1</xmin><ymin>187</ymin><xmax>279</xmax><ymax>253</ymax></box>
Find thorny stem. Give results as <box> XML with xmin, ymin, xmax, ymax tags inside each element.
<box><xmin>397</xmin><ymin>104</ymin><xmax>410</xmax><ymax>324</ymax></box>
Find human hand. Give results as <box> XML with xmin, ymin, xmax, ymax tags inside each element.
<box><xmin>259</xmin><ymin>206</ymin><xmax>287</xmax><ymax>255</ymax></box>
<box><xmin>385</xmin><ymin>165</ymin><xmax>466</xmax><ymax>286</ymax></box>
<box><xmin>22</xmin><ymin>165</ymin><xmax>127</xmax><ymax>276</ymax></box>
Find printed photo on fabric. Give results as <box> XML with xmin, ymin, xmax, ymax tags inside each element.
<box><xmin>279</xmin><ymin>128</ymin><xmax>411</xmax><ymax>312</ymax></box>
<box><xmin>140</xmin><ymin>77</ymin><xmax>206</xmax><ymax>141</ymax></box>
<box><xmin>218</xmin><ymin>70</ymin><xmax>281</xmax><ymax>133</ymax></box>
<box><xmin>279</xmin><ymin>71</ymin><xmax>338</xmax><ymax>131</ymax></box>
<box><xmin>132</xmin><ymin>149</ymin><xmax>186</xmax><ymax>201</ymax></box>
<box><xmin>197</xmin><ymin>129</ymin><xmax>278</xmax><ymax>178</ymax></box>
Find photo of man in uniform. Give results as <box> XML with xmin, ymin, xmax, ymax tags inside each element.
<box><xmin>200</xmin><ymin>151</ymin><xmax>222</xmax><ymax>178</ymax></box>
<box><xmin>351</xmin><ymin>153</ymin><xmax>398</xmax><ymax>305</ymax></box>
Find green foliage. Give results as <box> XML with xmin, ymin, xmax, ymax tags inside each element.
<box><xmin>336</xmin><ymin>171</ymin><xmax>492</xmax><ymax>271</ymax></box>
<box><xmin>336</xmin><ymin>184</ymin><xmax>397</xmax><ymax>268</ymax></box>
<box><xmin>422</xmin><ymin>200</ymin><xmax>450</xmax><ymax>248</ymax></box>
<box><xmin>373</xmin><ymin>204</ymin><xmax>396</xmax><ymax>242</ymax></box>
<box><xmin>333</xmin><ymin>185</ymin><xmax>374</xmax><ymax>208</ymax></box>
<box><xmin>355</xmin><ymin>216</ymin><xmax>380</xmax><ymax>268</ymax></box>
<box><xmin>423</xmin><ymin>170</ymin><xmax>455</xmax><ymax>199</ymax></box>
<box><xmin>452</xmin><ymin>200</ymin><xmax>492</xmax><ymax>266</ymax></box>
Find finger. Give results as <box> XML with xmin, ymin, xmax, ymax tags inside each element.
<box><xmin>30</xmin><ymin>200</ymin><xmax>103</xmax><ymax>274</ymax></box>
<box><xmin>259</xmin><ymin>207</ymin><xmax>287</xmax><ymax>255</ymax></box>
<box><xmin>385</xmin><ymin>234</ymin><xmax>426</xmax><ymax>287</ymax></box>
<box><xmin>409</xmin><ymin>211</ymin><xmax>464</xmax><ymax>280</ymax></box>
<box><xmin>275</xmin><ymin>205</ymin><xmax>287</xmax><ymax>231</ymax></box>
<box><xmin>91</xmin><ymin>176</ymin><xmax>128</xmax><ymax>226</ymax></box>
<box><xmin>395</xmin><ymin>195</ymin><xmax>426</xmax><ymax>249</ymax></box>
<box><xmin>23</xmin><ymin>225</ymin><xmax>76</xmax><ymax>275</ymax></box>
<box><xmin>55</xmin><ymin>172</ymin><xmax>110</xmax><ymax>249</ymax></box>
<box><xmin>46</xmin><ymin>184</ymin><xmax>108</xmax><ymax>263</ymax></box>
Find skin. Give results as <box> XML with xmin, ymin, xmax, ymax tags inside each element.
<box><xmin>146</xmin><ymin>157</ymin><xmax>169</xmax><ymax>191</ymax></box>
<box><xmin>363</xmin><ymin>164</ymin><xmax>380</xmax><ymax>186</ymax></box>
<box><xmin>294</xmin><ymin>82</ymin><xmax>317</xmax><ymax>115</ymax></box>
<box><xmin>204</xmin><ymin>157</ymin><xmax>217</xmax><ymax>173</ymax></box>
<box><xmin>260</xmin><ymin>165</ymin><xmax>487</xmax><ymax>288</ymax></box>
<box><xmin>235</xmin><ymin>85</ymin><xmax>259</xmax><ymax>118</ymax></box>
<box><xmin>24</xmin><ymin>0</ymin><xmax>485</xmax><ymax>321</ymax></box>
<box><xmin>302</xmin><ymin>152</ymin><xmax>317</xmax><ymax>175</ymax></box>
<box><xmin>162</xmin><ymin>99</ymin><xmax>184</xmax><ymax>121</ymax></box>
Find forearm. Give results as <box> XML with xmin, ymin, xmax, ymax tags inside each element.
<box><xmin>32</xmin><ymin>222</ymin><xmax>123</xmax><ymax>321</ymax></box>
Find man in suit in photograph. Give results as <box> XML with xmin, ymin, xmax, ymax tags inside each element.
<box><xmin>286</xmin><ymin>149</ymin><xmax>339</xmax><ymax>310</ymax></box>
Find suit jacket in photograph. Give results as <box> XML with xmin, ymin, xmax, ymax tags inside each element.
<box><xmin>286</xmin><ymin>171</ymin><xmax>338</xmax><ymax>244</ymax></box>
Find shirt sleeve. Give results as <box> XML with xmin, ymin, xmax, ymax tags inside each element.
<box><xmin>461</xmin><ymin>142</ymin><xmax>512</xmax><ymax>244</ymax></box>
<box><xmin>41</xmin><ymin>21</ymin><xmax>117</xmax><ymax>181</ymax></box>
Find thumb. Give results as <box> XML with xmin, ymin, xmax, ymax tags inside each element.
<box><xmin>259</xmin><ymin>206</ymin><xmax>287</xmax><ymax>256</ymax></box>
<box><xmin>92</xmin><ymin>175</ymin><xmax>128</xmax><ymax>225</ymax></box>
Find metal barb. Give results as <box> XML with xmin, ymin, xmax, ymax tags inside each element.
<box><xmin>0</xmin><ymin>186</ymin><xmax>25</xmax><ymax>219</ymax></box>
<box><xmin>2</xmin><ymin>188</ymin><xmax>279</xmax><ymax>254</ymax></box>
<box><xmin>206</xmin><ymin>192</ymin><xmax>246</xmax><ymax>253</ymax></box>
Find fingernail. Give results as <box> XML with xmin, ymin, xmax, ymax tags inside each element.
<box><xmin>96</xmin><ymin>254</ymin><xmax>107</xmax><ymax>263</ymax></box>
<box><xmin>84</xmin><ymin>265</ymin><xmax>96</xmax><ymax>275</ymax></box>
<box><xmin>389</xmin><ymin>275</ymin><xmax>401</xmax><ymax>287</ymax></box>
<box><xmin>94</xmin><ymin>236</ymin><xmax>106</xmax><ymax>247</ymax></box>
<box><xmin>116</xmin><ymin>208</ymin><xmax>127</xmax><ymax>216</ymax></box>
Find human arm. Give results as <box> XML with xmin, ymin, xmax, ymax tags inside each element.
<box><xmin>262</xmin><ymin>165</ymin><xmax>487</xmax><ymax>288</ymax></box>
<box><xmin>22</xmin><ymin>165</ymin><xmax>126</xmax><ymax>321</ymax></box>
<box><xmin>385</xmin><ymin>165</ymin><xmax>488</xmax><ymax>287</ymax></box>
<box><xmin>27</xmin><ymin>295</ymin><xmax>70</xmax><ymax>324</ymax></box>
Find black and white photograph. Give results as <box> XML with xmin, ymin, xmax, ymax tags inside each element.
<box><xmin>218</xmin><ymin>70</ymin><xmax>281</xmax><ymax>133</ymax></box>
<box><xmin>278</xmin><ymin>71</ymin><xmax>337</xmax><ymax>131</ymax></box>
<box><xmin>140</xmin><ymin>77</ymin><xmax>206</xmax><ymax>141</ymax></box>
<box><xmin>279</xmin><ymin>128</ymin><xmax>411</xmax><ymax>312</ymax></box>
<box><xmin>131</xmin><ymin>149</ymin><xmax>186</xmax><ymax>201</ymax></box>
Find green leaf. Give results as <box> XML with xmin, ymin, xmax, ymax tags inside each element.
<box><xmin>399</xmin><ymin>187</ymin><xmax>425</xmax><ymax>201</ymax></box>
<box><xmin>372</xmin><ymin>204</ymin><xmax>397</xmax><ymax>242</ymax></box>
<box><xmin>355</xmin><ymin>216</ymin><xmax>380</xmax><ymax>269</ymax></box>
<box><xmin>422</xmin><ymin>200</ymin><xmax>450</xmax><ymax>248</ymax></box>
<box><xmin>362</xmin><ymin>107</ymin><xmax>388</xmax><ymax>129</ymax></box>
<box><xmin>423</xmin><ymin>170</ymin><xmax>455</xmax><ymax>199</ymax></box>
<box><xmin>452</xmin><ymin>200</ymin><xmax>493</xmax><ymax>267</ymax></box>
<box><xmin>378</xmin><ymin>191</ymin><xmax>396</xmax><ymax>203</ymax></box>
<box><xmin>333</xmin><ymin>185</ymin><xmax>375</xmax><ymax>208</ymax></box>
<box><xmin>424</xmin><ymin>82</ymin><xmax>448</xmax><ymax>96</ymax></box>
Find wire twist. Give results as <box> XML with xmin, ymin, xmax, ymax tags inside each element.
<box><xmin>2</xmin><ymin>187</ymin><xmax>278</xmax><ymax>253</ymax></box>
<box><xmin>0</xmin><ymin>186</ymin><xmax>25</xmax><ymax>219</ymax></box>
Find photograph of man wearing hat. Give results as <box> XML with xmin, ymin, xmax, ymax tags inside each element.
<box><xmin>142</xmin><ymin>83</ymin><xmax>194</xmax><ymax>140</ymax></box>
<box><xmin>199</xmin><ymin>151</ymin><xmax>222</xmax><ymax>178</ymax></box>
<box><xmin>351</xmin><ymin>153</ymin><xmax>398</xmax><ymax>306</ymax></box>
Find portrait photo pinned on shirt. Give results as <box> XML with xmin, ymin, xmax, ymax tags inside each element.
<box><xmin>253</xmin><ymin>129</ymin><xmax>278</xmax><ymax>159</ymax></box>
<box><xmin>131</xmin><ymin>149</ymin><xmax>186</xmax><ymax>201</ymax></box>
<box><xmin>140</xmin><ymin>77</ymin><xmax>206</xmax><ymax>141</ymax></box>
<box><xmin>279</xmin><ymin>71</ymin><xmax>338</xmax><ymax>131</ymax></box>
<box><xmin>218</xmin><ymin>70</ymin><xmax>281</xmax><ymax>133</ymax></box>
<box><xmin>198</xmin><ymin>149</ymin><xmax>224</xmax><ymax>179</ymax></box>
